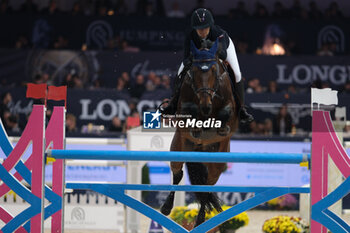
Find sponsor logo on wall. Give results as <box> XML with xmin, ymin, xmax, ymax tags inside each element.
<box><xmin>64</xmin><ymin>205</ymin><xmax>124</xmax><ymax>230</ymax></box>
<box><xmin>150</xmin><ymin>135</ymin><xmax>164</xmax><ymax>149</ymax></box>
<box><xmin>86</xmin><ymin>20</ymin><xmax>113</xmax><ymax>49</ymax></box>
<box><xmin>80</xmin><ymin>99</ymin><xmax>163</xmax><ymax>121</ymax></box>
<box><xmin>317</xmin><ymin>25</ymin><xmax>345</xmax><ymax>53</ymax></box>
<box><xmin>71</xmin><ymin>207</ymin><xmax>85</xmax><ymax>221</ymax></box>
<box><xmin>66</xmin><ymin>206</ymin><xmax>96</xmax><ymax>226</ymax></box>
<box><xmin>131</xmin><ymin>60</ymin><xmax>177</xmax><ymax>79</ymax></box>
<box><xmin>276</xmin><ymin>64</ymin><xmax>350</xmax><ymax>85</ymax></box>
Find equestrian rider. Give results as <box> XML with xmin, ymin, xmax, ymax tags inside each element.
<box><xmin>161</xmin><ymin>8</ymin><xmax>254</xmax><ymax>124</ymax></box>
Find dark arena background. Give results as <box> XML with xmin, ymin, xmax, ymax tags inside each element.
<box><xmin>0</xmin><ymin>0</ymin><xmax>350</xmax><ymax>232</ymax></box>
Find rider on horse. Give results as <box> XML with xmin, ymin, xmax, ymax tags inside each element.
<box><xmin>161</xmin><ymin>8</ymin><xmax>254</xmax><ymax>124</ymax></box>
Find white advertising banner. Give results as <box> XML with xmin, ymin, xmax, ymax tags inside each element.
<box><xmin>149</xmin><ymin>140</ymin><xmax>311</xmax><ymax>187</ymax></box>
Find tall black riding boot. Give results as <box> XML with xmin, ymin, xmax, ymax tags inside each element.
<box><xmin>234</xmin><ymin>80</ymin><xmax>254</xmax><ymax>124</ymax></box>
<box><xmin>159</xmin><ymin>74</ymin><xmax>184</xmax><ymax>115</ymax></box>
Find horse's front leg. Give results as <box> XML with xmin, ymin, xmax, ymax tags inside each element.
<box><xmin>217</xmin><ymin>104</ymin><xmax>232</xmax><ymax>136</ymax></box>
<box><xmin>206</xmin><ymin>139</ymin><xmax>230</xmax><ymax>185</ymax></box>
<box><xmin>160</xmin><ymin>161</ymin><xmax>184</xmax><ymax>215</ymax></box>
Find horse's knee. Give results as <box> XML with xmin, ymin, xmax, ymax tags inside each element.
<box><xmin>209</xmin><ymin>163</ymin><xmax>226</xmax><ymax>174</ymax></box>
<box><xmin>207</xmin><ymin>163</ymin><xmax>227</xmax><ymax>185</ymax></box>
<box><xmin>171</xmin><ymin>162</ymin><xmax>184</xmax><ymax>174</ymax></box>
<box><xmin>173</xmin><ymin>170</ymin><xmax>183</xmax><ymax>184</ymax></box>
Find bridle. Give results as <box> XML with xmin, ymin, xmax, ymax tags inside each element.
<box><xmin>186</xmin><ymin>58</ymin><xmax>227</xmax><ymax>101</ymax></box>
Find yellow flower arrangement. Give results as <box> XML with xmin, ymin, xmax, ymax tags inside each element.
<box><xmin>169</xmin><ymin>204</ymin><xmax>249</xmax><ymax>232</ymax></box>
<box><xmin>169</xmin><ymin>206</ymin><xmax>190</xmax><ymax>225</ymax></box>
<box><xmin>262</xmin><ymin>215</ymin><xmax>309</xmax><ymax>233</ymax></box>
<box><xmin>218</xmin><ymin>205</ymin><xmax>249</xmax><ymax>231</ymax></box>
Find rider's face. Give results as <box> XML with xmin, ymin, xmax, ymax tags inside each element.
<box><xmin>196</xmin><ymin>27</ymin><xmax>210</xmax><ymax>39</ymax></box>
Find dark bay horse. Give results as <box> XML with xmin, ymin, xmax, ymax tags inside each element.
<box><xmin>160</xmin><ymin>39</ymin><xmax>239</xmax><ymax>227</ymax></box>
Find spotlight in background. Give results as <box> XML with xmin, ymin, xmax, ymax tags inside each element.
<box><xmin>261</xmin><ymin>24</ymin><xmax>286</xmax><ymax>55</ymax></box>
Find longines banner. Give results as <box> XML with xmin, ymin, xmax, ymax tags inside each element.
<box><xmin>1</xmin><ymin>87</ymin><xmax>349</xmax><ymax>131</ymax></box>
<box><xmin>0</xmin><ymin>15</ymin><xmax>349</xmax><ymax>54</ymax></box>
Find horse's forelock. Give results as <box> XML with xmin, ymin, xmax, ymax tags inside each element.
<box><xmin>208</xmin><ymin>38</ymin><xmax>219</xmax><ymax>55</ymax></box>
<box><xmin>191</xmin><ymin>39</ymin><xmax>219</xmax><ymax>60</ymax></box>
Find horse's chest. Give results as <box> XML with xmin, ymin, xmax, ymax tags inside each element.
<box><xmin>184</xmin><ymin>139</ymin><xmax>220</xmax><ymax>152</ymax></box>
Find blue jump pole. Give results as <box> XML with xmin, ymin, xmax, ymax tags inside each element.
<box><xmin>48</xmin><ymin>150</ymin><xmax>310</xmax><ymax>164</ymax></box>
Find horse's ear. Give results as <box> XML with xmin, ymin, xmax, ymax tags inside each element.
<box><xmin>209</xmin><ymin>38</ymin><xmax>219</xmax><ymax>55</ymax></box>
<box><xmin>190</xmin><ymin>40</ymin><xmax>199</xmax><ymax>55</ymax></box>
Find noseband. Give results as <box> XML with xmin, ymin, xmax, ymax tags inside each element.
<box><xmin>186</xmin><ymin>58</ymin><xmax>227</xmax><ymax>100</ymax></box>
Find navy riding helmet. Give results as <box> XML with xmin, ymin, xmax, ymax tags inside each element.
<box><xmin>191</xmin><ymin>8</ymin><xmax>214</xmax><ymax>29</ymax></box>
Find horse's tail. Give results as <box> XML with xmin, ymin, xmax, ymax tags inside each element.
<box><xmin>186</xmin><ymin>162</ymin><xmax>222</xmax><ymax>213</ymax></box>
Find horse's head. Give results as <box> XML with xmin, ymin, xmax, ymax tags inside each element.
<box><xmin>189</xmin><ymin>39</ymin><xmax>222</xmax><ymax>117</ymax></box>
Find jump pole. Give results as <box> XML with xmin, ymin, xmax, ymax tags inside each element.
<box><xmin>48</xmin><ymin>150</ymin><xmax>310</xmax><ymax>164</ymax></box>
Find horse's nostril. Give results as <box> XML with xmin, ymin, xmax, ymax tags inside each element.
<box><xmin>200</xmin><ymin>105</ymin><xmax>212</xmax><ymax>116</ymax></box>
